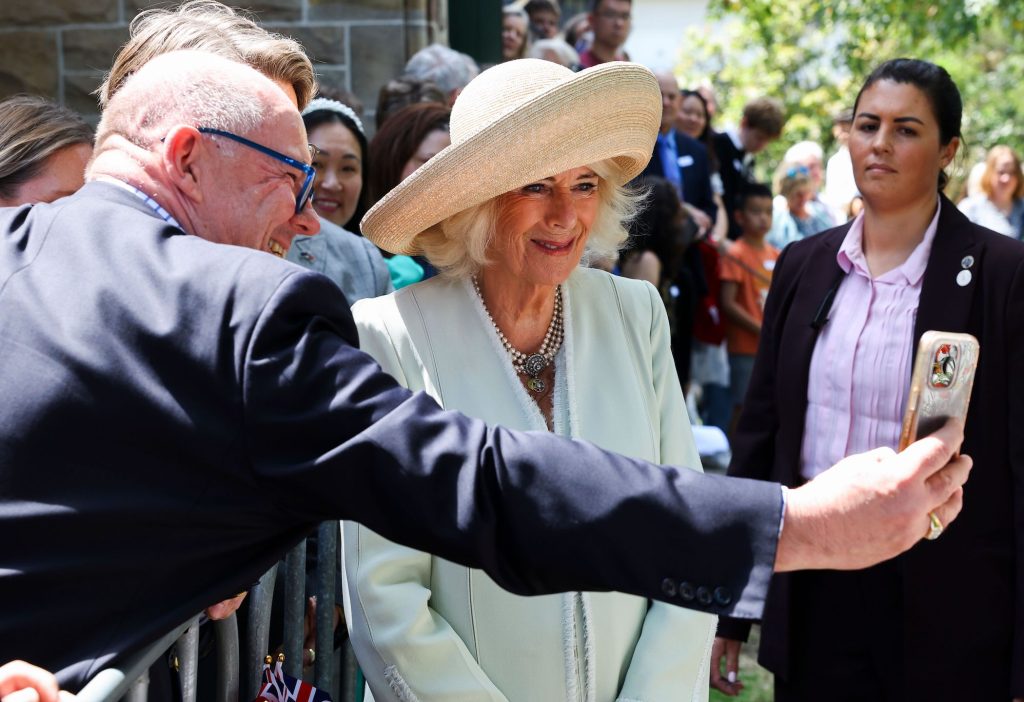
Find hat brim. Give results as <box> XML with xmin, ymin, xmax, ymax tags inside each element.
<box><xmin>361</xmin><ymin>62</ymin><xmax>661</xmax><ymax>256</ymax></box>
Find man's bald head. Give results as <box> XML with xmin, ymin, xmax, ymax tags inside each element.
<box><xmin>94</xmin><ymin>50</ymin><xmax>287</xmax><ymax>154</ymax></box>
<box><xmin>654</xmin><ymin>70</ymin><xmax>682</xmax><ymax>134</ymax></box>
<box><xmin>90</xmin><ymin>50</ymin><xmax>318</xmax><ymax>253</ymax></box>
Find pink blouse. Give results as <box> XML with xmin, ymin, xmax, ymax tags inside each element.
<box><xmin>800</xmin><ymin>201</ymin><xmax>941</xmax><ymax>480</ymax></box>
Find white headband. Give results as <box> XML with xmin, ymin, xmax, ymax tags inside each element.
<box><xmin>302</xmin><ymin>98</ymin><xmax>365</xmax><ymax>138</ymax></box>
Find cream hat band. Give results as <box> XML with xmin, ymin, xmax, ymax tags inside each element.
<box><xmin>360</xmin><ymin>58</ymin><xmax>661</xmax><ymax>255</ymax></box>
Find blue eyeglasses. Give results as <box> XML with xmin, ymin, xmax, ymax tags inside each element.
<box><xmin>785</xmin><ymin>164</ymin><xmax>810</xmax><ymax>179</ymax></box>
<box><xmin>198</xmin><ymin>127</ymin><xmax>316</xmax><ymax>214</ymax></box>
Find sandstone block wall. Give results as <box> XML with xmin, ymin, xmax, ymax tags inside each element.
<box><xmin>0</xmin><ymin>0</ymin><xmax>446</xmax><ymax>127</ymax></box>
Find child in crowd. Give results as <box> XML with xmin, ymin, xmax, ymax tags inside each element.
<box><xmin>719</xmin><ymin>183</ymin><xmax>779</xmax><ymax>433</ymax></box>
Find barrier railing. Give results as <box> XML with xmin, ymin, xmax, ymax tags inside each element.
<box><xmin>76</xmin><ymin>524</ymin><xmax>352</xmax><ymax>701</ymax></box>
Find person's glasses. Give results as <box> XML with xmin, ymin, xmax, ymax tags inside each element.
<box><xmin>785</xmin><ymin>164</ymin><xmax>810</xmax><ymax>178</ymax></box>
<box><xmin>198</xmin><ymin>127</ymin><xmax>316</xmax><ymax>215</ymax></box>
<box><xmin>596</xmin><ymin>10</ymin><xmax>631</xmax><ymax>21</ymax></box>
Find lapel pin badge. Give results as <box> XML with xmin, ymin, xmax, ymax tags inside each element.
<box><xmin>956</xmin><ymin>269</ymin><xmax>972</xmax><ymax>287</ymax></box>
<box><xmin>960</xmin><ymin>255</ymin><xmax>975</xmax><ymax>269</ymax></box>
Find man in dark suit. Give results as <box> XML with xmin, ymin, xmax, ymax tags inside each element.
<box><xmin>643</xmin><ymin>71</ymin><xmax>717</xmax><ymax>232</ymax></box>
<box><xmin>0</xmin><ymin>50</ymin><xmax>969</xmax><ymax>692</ymax></box>
<box><xmin>713</xmin><ymin>96</ymin><xmax>786</xmax><ymax>239</ymax></box>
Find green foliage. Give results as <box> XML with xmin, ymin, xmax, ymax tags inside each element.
<box><xmin>676</xmin><ymin>0</ymin><xmax>1024</xmax><ymax>185</ymax></box>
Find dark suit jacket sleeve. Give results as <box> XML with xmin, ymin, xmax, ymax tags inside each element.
<box><xmin>678</xmin><ymin>136</ymin><xmax>717</xmax><ymax>223</ymax></box>
<box><xmin>242</xmin><ymin>271</ymin><xmax>783</xmax><ymax>619</ymax></box>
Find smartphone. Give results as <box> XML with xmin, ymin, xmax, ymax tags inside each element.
<box><xmin>897</xmin><ymin>331</ymin><xmax>980</xmax><ymax>451</ymax></box>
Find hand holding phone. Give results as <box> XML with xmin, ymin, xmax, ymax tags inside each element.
<box><xmin>898</xmin><ymin>331</ymin><xmax>979</xmax><ymax>452</ymax></box>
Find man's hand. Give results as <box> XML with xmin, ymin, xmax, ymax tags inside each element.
<box><xmin>776</xmin><ymin>419</ymin><xmax>970</xmax><ymax>572</ymax></box>
<box><xmin>0</xmin><ymin>661</ymin><xmax>75</xmax><ymax>702</ymax></box>
<box><xmin>709</xmin><ymin>637</ymin><xmax>744</xmax><ymax>696</ymax></box>
<box><xmin>205</xmin><ymin>592</ymin><xmax>247</xmax><ymax>621</ymax></box>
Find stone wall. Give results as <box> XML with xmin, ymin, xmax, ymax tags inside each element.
<box><xmin>0</xmin><ymin>0</ymin><xmax>446</xmax><ymax>127</ymax></box>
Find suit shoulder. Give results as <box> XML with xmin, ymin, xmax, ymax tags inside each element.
<box><xmin>676</xmin><ymin>133</ymin><xmax>708</xmax><ymax>157</ymax></box>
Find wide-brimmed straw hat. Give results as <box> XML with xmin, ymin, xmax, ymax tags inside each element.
<box><xmin>361</xmin><ymin>58</ymin><xmax>661</xmax><ymax>255</ymax></box>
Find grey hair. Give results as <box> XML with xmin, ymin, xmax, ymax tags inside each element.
<box><xmin>403</xmin><ymin>44</ymin><xmax>480</xmax><ymax>95</ymax></box>
<box><xmin>527</xmin><ymin>38</ymin><xmax>580</xmax><ymax>68</ymax></box>
<box><xmin>417</xmin><ymin>160</ymin><xmax>642</xmax><ymax>280</ymax></box>
<box><xmin>94</xmin><ymin>50</ymin><xmax>268</xmax><ymax>152</ymax></box>
<box><xmin>783</xmin><ymin>140</ymin><xmax>824</xmax><ymax>163</ymax></box>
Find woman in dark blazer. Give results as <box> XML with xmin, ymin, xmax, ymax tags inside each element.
<box><xmin>712</xmin><ymin>59</ymin><xmax>1024</xmax><ymax>701</ymax></box>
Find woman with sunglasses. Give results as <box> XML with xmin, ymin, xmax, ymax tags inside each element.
<box><xmin>766</xmin><ymin>165</ymin><xmax>833</xmax><ymax>249</ymax></box>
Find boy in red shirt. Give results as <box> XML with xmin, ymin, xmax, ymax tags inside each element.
<box><xmin>719</xmin><ymin>183</ymin><xmax>779</xmax><ymax>433</ymax></box>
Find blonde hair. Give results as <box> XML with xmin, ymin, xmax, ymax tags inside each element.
<box><xmin>502</xmin><ymin>8</ymin><xmax>531</xmax><ymax>61</ymax></box>
<box><xmin>0</xmin><ymin>95</ymin><xmax>93</xmax><ymax>201</ymax></box>
<box><xmin>980</xmin><ymin>145</ymin><xmax>1024</xmax><ymax>200</ymax></box>
<box><xmin>417</xmin><ymin>160</ymin><xmax>641</xmax><ymax>280</ymax></box>
<box><xmin>98</xmin><ymin>0</ymin><xmax>316</xmax><ymax>109</ymax></box>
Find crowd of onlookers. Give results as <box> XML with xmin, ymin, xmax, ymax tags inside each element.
<box><xmin>0</xmin><ymin>0</ymin><xmax>1020</xmax><ymax>442</ymax></box>
<box><xmin>2</xmin><ymin>0</ymin><xmax>1021</xmax><ymax>446</ymax></box>
<box><xmin>2</xmin><ymin>1</ymin><xmax>1022</xmax><ymax>700</ymax></box>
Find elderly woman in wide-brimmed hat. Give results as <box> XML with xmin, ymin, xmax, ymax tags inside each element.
<box><xmin>343</xmin><ymin>59</ymin><xmax>714</xmax><ymax>702</ymax></box>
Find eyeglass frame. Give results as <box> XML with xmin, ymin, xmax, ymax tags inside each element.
<box><xmin>197</xmin><ymin>127</ymin><xmax>316</xmax><ymax>215</ymax></box>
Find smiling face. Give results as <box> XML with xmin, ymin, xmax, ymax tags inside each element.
<box><xmin>197</xmin><ymin>109</ymin><xmax>319</xmax><ymax>256</ymax></box>
<box><xmin>485</xmin><ymin>166</ymin><xmax>601</xmax><ymax>291</ymax></box>
<box><xmin>308</xmin><ymin>120</ymin><xmax>363</xmax><ymax>227</ymax></box>
<box><xmin>677</xmin><ymin>94</ymin><xmax>708</xmax><ymax>140</ymax></box>
<box><xmin>849</xmin><ymin>79</ymin><xmax>958</xmax><ymax>212</ymax></box>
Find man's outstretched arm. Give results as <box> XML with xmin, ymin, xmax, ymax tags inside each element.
<box><xmin>247</xmin><ymin>272</ymin><xmax>970</xmax><ymax>619</ymax></box>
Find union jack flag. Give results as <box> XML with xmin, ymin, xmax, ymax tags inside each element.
<box><xmin>253</xmin><ymin>655</ymin><xmax>332</xmax><ymax>702</ymax></box>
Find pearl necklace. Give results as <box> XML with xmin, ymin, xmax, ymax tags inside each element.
<box><xmin>472</xmin><ymin>276</ymin><xmax>564</xmax><ymax>394</ymax></box>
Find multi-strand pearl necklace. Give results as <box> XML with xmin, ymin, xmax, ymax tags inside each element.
<box><xmin>472</xmin><ymin>276</ymin><xmax>564</xmax><ymax>394</ymax></box>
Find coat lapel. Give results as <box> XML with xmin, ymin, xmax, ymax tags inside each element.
<box><xmin>772</xmin><ymin>227</ymin><xmax>848</xmax><ymax>482</ymax></box>
<box><xmin>913</xmin><ymin>196</ymin><xmax>980</xmax><ymax>344</ymax></box>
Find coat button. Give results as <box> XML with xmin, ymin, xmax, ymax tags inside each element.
<box><xmin>661</xmin><ymin>578</ymin><xmax>678</xmax><ymax>598</ymax></box>
<box><xmin>678</xmin><ymin>581</ymin><xmax>696</xmax><ymax>601</ymax></box>
<box><xmin>713</xmin><ymin>586</ymin><xmax>733</xmax><ymax>606</ymax></box>
<box><xmin>696</xmin><ymin>586</ymin><xmax>713</xmax><ymax>606</ymax></box>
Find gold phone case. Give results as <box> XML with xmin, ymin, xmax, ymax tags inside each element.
<box><xmin>898</xmin><ymin>331</ymin><xmax>980</xmax><ymax>451</ymax></box>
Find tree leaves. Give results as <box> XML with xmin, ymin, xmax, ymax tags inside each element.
<box><xmin>678</xmin><ymin>0</ymin><xmax>1024</xmax><ymax>187</ymax></box>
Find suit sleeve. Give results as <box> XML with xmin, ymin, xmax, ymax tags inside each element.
<box><xmin>342</xmin><ymin>303</ymin><xmax>509</xmax><ymax>702</ymax></box>
<box><xmin>242</xmin><ymin>270</ymin><xmax>783</xmax><ymax>617</ymax></box>
<box><xmin>617</xmin><ymin>282</ymin><xmax>716</xmax><ymax>701</ymax></box>
<box><xmin>689</xmin><ymin>149</ymin><xmax>718</xmax><ymax>223</ymax></box>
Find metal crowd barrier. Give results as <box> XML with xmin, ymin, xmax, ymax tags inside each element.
<box><xmin>76</xmin><ymin>523</ymin><xmax>354</xmax><ymax>701</ymax></box>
